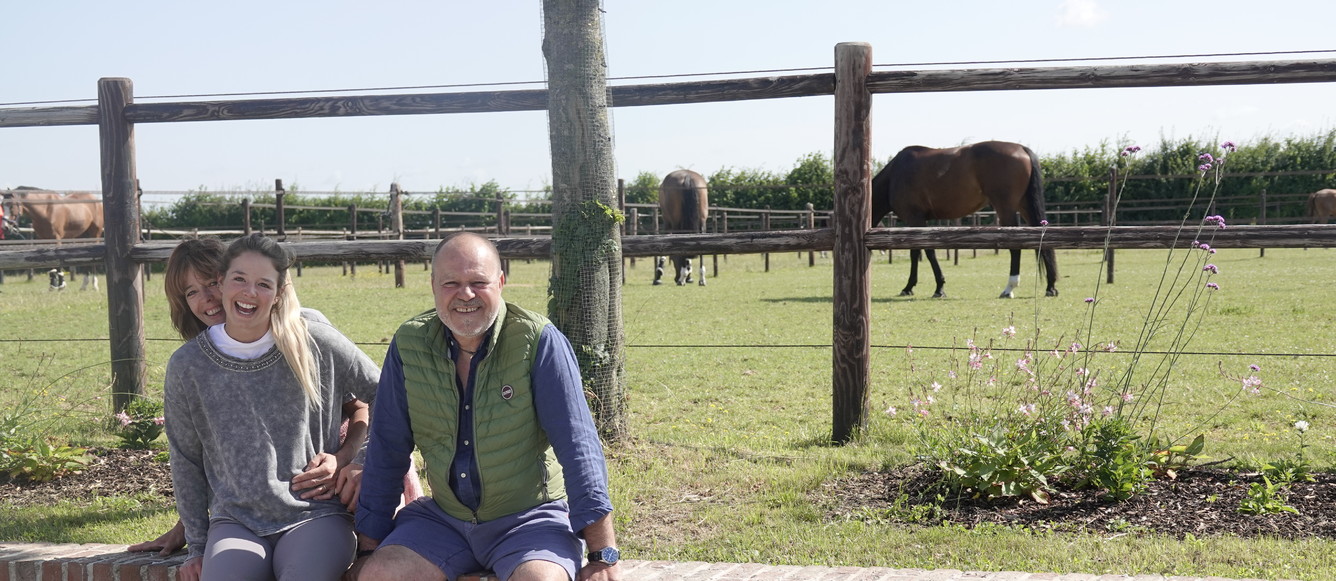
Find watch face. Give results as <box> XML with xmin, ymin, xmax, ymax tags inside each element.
<box><xmin>590</xmin><ymin>546</ymin><xmax>620</xmax><ymax>564</ymax></box>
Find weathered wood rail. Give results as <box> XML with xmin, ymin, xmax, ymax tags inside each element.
<box><xmin>3</xmin><ymin>44</ymin><xmax>1335</xmax><ymax>440</ymax></box>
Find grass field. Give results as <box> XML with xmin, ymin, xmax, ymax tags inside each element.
<box><xmin>1</xmin><ymin>246</ymin><xmax>1334</xmax><ymax>579</ymax></box>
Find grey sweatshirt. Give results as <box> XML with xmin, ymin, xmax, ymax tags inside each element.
<box><xmin>164</xmin><ymin>321</ymin><xmax>379</xmax><ymax>558</ymax></box>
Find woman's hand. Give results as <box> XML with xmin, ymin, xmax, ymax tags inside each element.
<box><xmin>337</xmin><ymin>462</ymin><xmax>364</xmax><ymax>511</ymax></box>
<box><xmin>291</xmin><ymin>452</ymin><xmax>339</xmax><ymax>500</ymax></box>
<box><xmin>127</xmin><ymin>520</ymin><xmax>186</xmax><ymax>556</ymax></box>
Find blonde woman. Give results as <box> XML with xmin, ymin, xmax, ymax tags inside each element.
<box><xmin>165</xmin><ymin>234</ymin><xmax>378</xmax><ymax>581</ymax></box>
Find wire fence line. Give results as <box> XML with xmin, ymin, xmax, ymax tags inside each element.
<box><xmin>3</xmin><ymin>336</ymin><xmax>1330</xmax><ymax>359</ymax></box>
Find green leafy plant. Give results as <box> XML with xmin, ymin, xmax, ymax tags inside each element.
<box><xmin>1072</xmin><ymin>417</ymin><xmax>1154</xmax><ymax>501</ymax></box>
<box><xmin>1</xmin><ymin>438</ymin><xmax>87</xmax><ymax>483</ymax></box>
<box><xmin>113</xmin><ymin>397</ymin><xmax>165</xmax><ymax>449</ymax></box>
<box><xmin>1238</xmin><ymin>473</ymin><xmax>1298</xmax><ymax>515</ymax></box>
<box><xmin>1263</xmin><ymin>420</ymin><xmax>1314</xmax><ymax>484</ymax></box>
<box><xmin>1146</xmin><ymin>434</ymin><xmax>1206</xmax><ymax>481</ymax></box>
<box><xmin>936</xmin><ymin>423</ymin><xmax>1069</xmax><ymax>503</ymax></box>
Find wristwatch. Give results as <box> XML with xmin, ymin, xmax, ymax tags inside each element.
<box><xmin>587</xmin><ymin>546</ymin><xmax>620</xmax><ymax>565</ymax></box>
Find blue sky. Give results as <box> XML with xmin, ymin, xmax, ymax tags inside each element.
<box><xmin>3</xmin><ymin>1</ymin><xmax>1333</xmax><ymax>202</ymax></box>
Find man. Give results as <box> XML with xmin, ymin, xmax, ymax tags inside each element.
<box><xmin>354</xmin><ymin>232</ymin><xmax>620</xmax><ymax>581</ymax></box>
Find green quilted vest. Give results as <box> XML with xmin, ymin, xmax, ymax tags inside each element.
<box><xmin>394</xmin><ymin>302</ymin><xmax>565</xmax><ymax>522</ymax></box>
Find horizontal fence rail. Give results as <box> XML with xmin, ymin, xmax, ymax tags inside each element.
<box><xmin>5</xmin><ymin>224</ymin><xmax>1336</xmax><ymax>270</ymax></box>
<box><xmin>5</xmin><ymin>58</ymin><xmax>1336</xmax><ymax>129</ymax></box>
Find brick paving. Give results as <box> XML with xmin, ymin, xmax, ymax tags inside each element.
<box><xmin>0</xmin><ymin>542</ymin><xmax>1296</xmax><ymax>581</ymax></box>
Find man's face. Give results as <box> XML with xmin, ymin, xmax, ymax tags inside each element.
<box><xmin>431</xmin><ymin>241</ymin><xmax>506</xmax><ymax>340</ymax></box>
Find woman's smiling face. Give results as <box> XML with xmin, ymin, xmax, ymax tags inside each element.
<box><xmin>182</xmin><ymin>266</ymin><xmax>224</xmax><ymax>327</ymax></box>
<box><xmin>220</xmin><ymin>250</ymin><xmax>280</xmax><ymax>343</ymax></box>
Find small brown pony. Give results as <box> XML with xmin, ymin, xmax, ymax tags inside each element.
<box><xmin>11</xmin><ymin>186</ymin><xmax>105</xmax><ymax>290</ymax></box>
<box><xmin>1307</xmin><ymin>189</ymin><xmax>1336</xmax><ymax>223</ymax></box>
<box><xmin>654</xmin><ymin>169</ymin><xmax>708</xmax><ymax>286</ymax></box>
<box><xmin>871</xmin><ymin>140</ymin><xmax>1058</xmax><ymax>298</ymax></box>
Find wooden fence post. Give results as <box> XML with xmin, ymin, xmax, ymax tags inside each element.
<box><xmin>242</xmin><ymin>198</ymin><xmax>252</xmax><ymax>235</ymax></box>
<box><xmin>99</xmin><ymin>77</ymin><xmax>145</xmax><ymax>412</ymax></box>
<box><xmin>763</xmin><ymin>206</ymin><xmax>771</xmax><ymax>272</ymax></box>
<box><xmin>348</xmin><ymin>204</ymin><xmax>358</xmax><ymax>277</ymax></box>
<box><xmin>831</xmin><ymin>42</ymin><xmax>872</xmax><ymax>444</ymax></box>
<box><xmin>391</xmin><ymin>183</ymin><xmax>405</xmax><ymax>288</ymax></box>
<box><xmin>1259</xmin><ymin>189</ymin><xmax>1267</xmax><ymax>258</ymax></box>
<box><xmin>807</xmin><ymin>202</ymin><xmax>816</xmax><ymax>266</ymax></box>
<box><xmin>1105</xmin><ymin>167</ymin><xmax>1116</xmax><ymax>284</ymax></box>
<box><xmin>275</xmin><ymin>179</ymin><xmax>286</xmax><ymax>241</ymax></box>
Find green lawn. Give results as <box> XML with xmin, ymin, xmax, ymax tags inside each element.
<box><xmin>1</xmin><ymin>246</ymin><xmax>1333</xmax><ymax>579</ymax></box>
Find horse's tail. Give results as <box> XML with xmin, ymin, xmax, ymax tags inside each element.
<box><xmin>1022</xmin><ymin>145</ymin><xmax>1059</xmax><ymax>290</ymax></box>
<box><xmin>681</xmin><ymin>178</ymin><xmax>704</xmax><ymax>233</ymax></box>
<box><xmin>1308</xmin><ymin>193</ymin><xmax>1318</xmax><ymax>223</ymax></box>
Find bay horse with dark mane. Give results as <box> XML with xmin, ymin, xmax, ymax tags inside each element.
<box><xmin>9</xmin><ymin>186</ymin><xmax>104</xmax><ymax>290</ymax></box>
<box><xmin>871</xmin><ymin>141</ymin><xmax>1058</xmax><ymax>298</ymax></box>
<box><xmin>654</xmin><ymin>169</ymin><xmax>708</xmax><ymax>286</ymax></box>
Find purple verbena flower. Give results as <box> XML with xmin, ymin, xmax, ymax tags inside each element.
<box><xmin>1206</xmin><ymin>282</ymin><xmax>1220</xmax><ymax>290</ymax></box>
<box><xmin>1198</xmin><ymin>163</ymin><xmax>1212</xmax><ymax>173</ymax></box>
<box><xmin>1203</xmin><ymin>264</ymin><xmax>1219</xmax><ymax>274</ymax></box>
<box><xmin>1221</xmin><ymin>141</ymin><xmax>1237</xmax><ymax>152</ymax></box>
<box><xmin>1249</xmin><ymin>363</ymin><xmax>1261</xmax><ymax>372</ymax></box>
<box><xmin>1040</xmin><ymin>219</ymin><xmax>1049</xmax><ymax>227</ymax></box>
<box><xmin>1198</xmin><ymin>153</ymin><xmax>1214</xmax><ymax>163</ymax></box>
<box><xmin>1084</xmin><ymin>297</ymin><xmax>1095</xmax><ymax>304</ymax></box>
<box><xmin>1121</xmin><ymin>145</ymin><xmax>1142</xmax><ymax>156</ymax></box>
<box><xmin>1199</xmin><ymin>243</ymin><xmax>1211</xmax><ymax>251</ymax></box>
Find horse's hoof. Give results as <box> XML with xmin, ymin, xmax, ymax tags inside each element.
<box><xmin>698</xmin><ymin>280</ymin><xmax>707</xmax><ymax>286</ymax></box>
<box><xmin>1046</xmin><ymin>288</ymin><xmax>1059</xmax><ymax>297</ymax></box>
<box><xmin>998</xmin><ymin>292</ymin><xmax>1014</xmax><ymax>299</ymax></box>
<box><xmin>653</xmin><ymin>280</ymin><xmax>663</xmax><ymax>286</ymax></box>
<box><xmin>899</xmin><ymin>290</ymin><xmax>914</xmax><ymax>297</ymax></box>
<box><xmin>933</xmin><ymin>292</ymin><xmax>946</xmax><ymax>298</ymax></box>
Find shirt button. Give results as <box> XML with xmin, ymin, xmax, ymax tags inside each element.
<box><xmin>463</xmin><ymin>440</ymin><xmax>470</xmax><ymax>446</ymax></box>
<box><xmin>465</xmin><ymin>405</ymin><xmax>470</xmax><ymax>410</ymax></box>
<box><xmin>460</xmin><ymin>473</ymin><xmax>467</xmax><ymax>479</ymax></box>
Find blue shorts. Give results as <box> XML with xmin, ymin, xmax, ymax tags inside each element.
<box><xmin>381</xmin><ymin>497</ymin><xmax>581</xmax><ymax>581</ymax></box>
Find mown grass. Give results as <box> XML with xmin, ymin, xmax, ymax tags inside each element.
<box><xmin>1</xmin><ymin>247</ymin><xmax>1333</xmax><ymax>579</ymax></box>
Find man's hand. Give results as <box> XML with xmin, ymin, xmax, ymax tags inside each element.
<box><xmin>577</xmin><ymin>562</ymin><xmax>621</xmax><ymax>581</ymax></box>
<box><xmin>178</xmin><ymin>556</ymin><xmax>203</xmax><ymax>581</ymax></box>
<box><xmin>292</xmin><ymin>452</ymin><xmax>339</xmax><ymax>500</ymax></box>
<box><xmin>127</xmin><ymin>520</ymin><xmax>186</xmax><ymax>557</ymax></box>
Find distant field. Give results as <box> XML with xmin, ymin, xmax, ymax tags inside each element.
<box><xmin>1</xmin><ymin>246</ymin><xmax>1333</xmax><ymax>578</ymax></box>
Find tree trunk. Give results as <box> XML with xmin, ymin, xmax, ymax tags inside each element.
<box><xmin>542</xmin><ymin>0</ymin><xmax>627</xmax><ymax>441</ymax></box>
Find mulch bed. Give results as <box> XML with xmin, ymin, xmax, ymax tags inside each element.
<box><xmin>821</xmin><ymin>463</ymin><xmax>1336</xmax><ymax>539</ymax></box>
<box><xmin>0</xmin><ymin>447</ymin><xmax>174</xmax><ymax>506</ymax></box>
<box><xmin>5</xmin><ymin>448</ymin><xmax>1335</xmax><ymax>540</ymax></box>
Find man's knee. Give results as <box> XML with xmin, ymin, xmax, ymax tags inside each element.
<box><xmin>354</xmin><ymin>545</ymin><xmax>444</xmax><ymax>581</ymax></box>
<box><xmin>509</xmin><ymin>559</ymin><xmax>570</xmax><ymax>581</ymax></box>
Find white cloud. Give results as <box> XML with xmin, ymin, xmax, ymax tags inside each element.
<box><xmin>1056</xmin><ymin>0</ymin><xmax>1109</xmax><ymax>28</ymax></box>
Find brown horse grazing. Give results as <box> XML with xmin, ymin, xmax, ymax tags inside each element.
<box><xmin>871</xmin><ymin>141</ymin><xmax>1058</xmax><ymax>298</ymax></box>
<box><xmin>654</xmin><ymin>169</ymin><xmax>709</xmax><ymax>286</ymax></box>
<box><xmin>1308</xmin><ymin>189</ymin><xmax>1336</xmax><ymax>223</ymax></box>
<box><xmin>11</xmin><ymin>187</ymin><xmax>104</xmax><ymax>290</ymax></box>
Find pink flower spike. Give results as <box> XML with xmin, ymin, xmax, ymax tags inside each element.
<box><xmin>1198</xmin><ymin>163</ymin><xmax>1212</xmax><ymax>172</ymax></box>
<box><xmin>1206</xmin><ymin>282</ymin><xmax>1220</xmax><ymax>290</ymax></box>
<box><xmin>1249</xmin><ymin>364</ymin><xmax>1261</xmax><ymax>372</ymax></box>
<box><xmin>1203</xmin><ymin>264</ymin><xmax>1219</xmax><ymax>274</ymax></box>
<box><xmin>1084</xmin><ymin>297</ymin><xmax>1095</xmax><ymax>303</ymax></box>
<box><xmin>1040</xmin><ymin>219</ymin><xmax>1049</xmax><ymax>226</ymax></box>
<box><xmin>1221</xmin><ymin>141</ymin><xmax>1237</xmax><ymax>152</ymax></box>
<box><xmin>1198</xmin><ymin>153</ymin><xmax>1214</xmax><ymax>163</ymax></box>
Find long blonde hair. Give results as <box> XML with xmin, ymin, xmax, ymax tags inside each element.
<box><xmin>222</xmin><ymin>234</ymin><xmax>319</xmax><ymax>407</ymax></box>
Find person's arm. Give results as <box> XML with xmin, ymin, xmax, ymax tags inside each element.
<box><xmin>164</xmin><ymin>355</ymin><xmax>211</xmax><ymax>560</ymax></box>
<box><xmin>354</xmin><ymin>339</ymin><xmax>416</xmax><ymax>542</ymax></box>
<box><xmin>532</xmin><ymin>325</ymin><xmax>614</xmax><ymax>533</ymax></box>
<box><xmin>577</xmin><ymin>513</ymin><xmax>621</xmax><ymax>581</ymax></box>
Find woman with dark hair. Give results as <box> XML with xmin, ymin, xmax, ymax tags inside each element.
<box><xmin>162</xmin><ymin>234</ymin><xmax>378</xmax><ymax>581</ymax></box>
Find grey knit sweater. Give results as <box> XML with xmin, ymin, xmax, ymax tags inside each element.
<box><xmin>164</xmin><ymin>321</ymin><xmax>379</xmax><ymax>558</ymax></box>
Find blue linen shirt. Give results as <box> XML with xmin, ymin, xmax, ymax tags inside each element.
<box><xmin>355</xmin><ymin>322</ymin><xmax>612</xmax><ymax>541</ymax></box>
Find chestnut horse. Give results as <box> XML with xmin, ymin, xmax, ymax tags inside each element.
<box><xmin>1307</xmin><ymin>189</ymin><xmax>1336</xmax><ymax>223</ymax></box>
<box><xmin>11</xmin><ymin>187</ymin><xmax>104</xmax><ymax>290</ymax></box>
<box><xmin>654</xmin><ymin>169</ymin><xmax>708</xmax><ymax>286</ymax></box>
<box><xmin>871</xmin><ymin>141</ymin><xmax>1058</xmax><ymax>298</ymax></box>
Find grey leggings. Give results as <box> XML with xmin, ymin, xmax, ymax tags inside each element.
<box><xmin>201</xmin><ymin>515</ymin><xmax>355</xmax><ymax>581</ymax></box>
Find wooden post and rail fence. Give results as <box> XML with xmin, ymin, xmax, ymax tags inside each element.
<box><xmin>3</xmin><ymin>46</ymin><xmax>1336</xmax><ymax>442</ymax></box>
